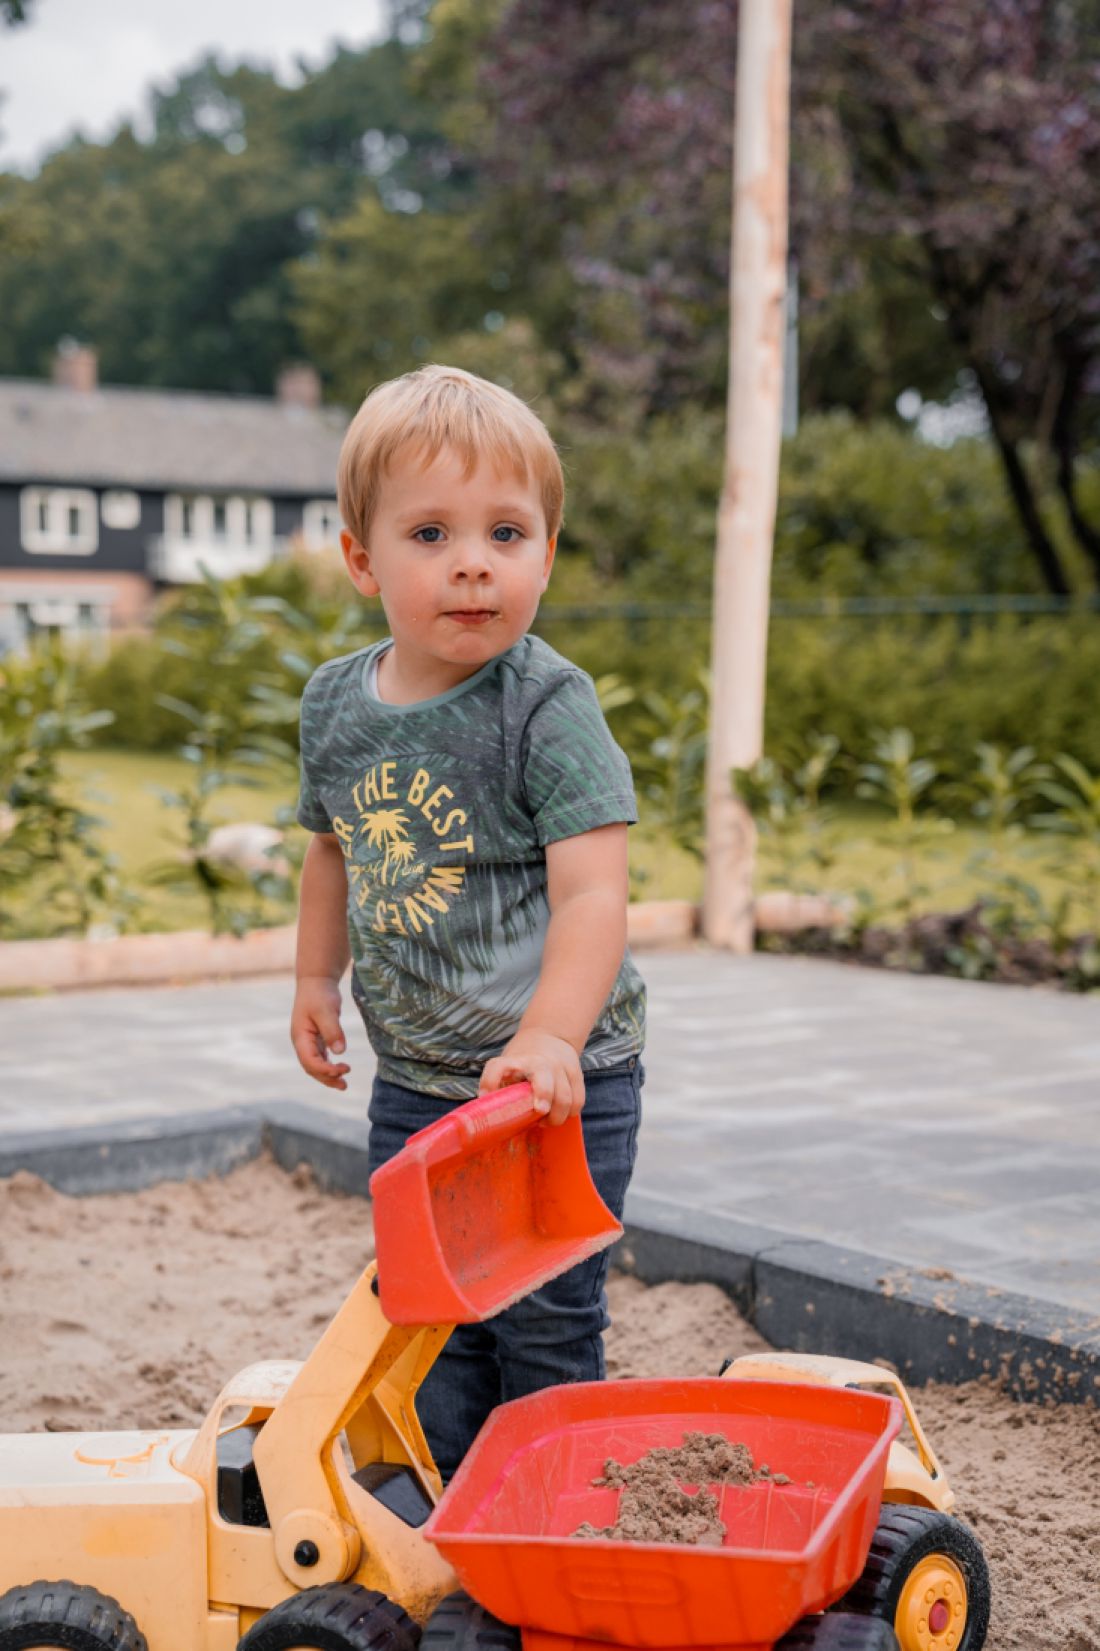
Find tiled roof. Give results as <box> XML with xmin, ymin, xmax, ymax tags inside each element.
<box><xmin>0</xmin><ymin>380</ymin><xmax>347</xmax><ymax>495</ymax></box>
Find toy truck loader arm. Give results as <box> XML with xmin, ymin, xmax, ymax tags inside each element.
<box><xmin>235</xmin><ymin>1080</ymin><xmax>602</xmax><ymax>1596</ymax></box>
<box><xmin>722</xmin><ymin>1352</ymin><xmax>955</xmax><ymax>1513</ymax></box>
<box><xmin>177</xmin><ymin>1257</ymin><xmax>458</xmax><ymax>1628</ymax></box>
<box><xmin>246</xmin><ymin>1263</ymin><xmax>451</xmax><ymax>1589</ymax></box>
<box><xmin>176</xmin><ymin>1085</ymin><xmax>620</xmax><ymax>1635</ymax></box>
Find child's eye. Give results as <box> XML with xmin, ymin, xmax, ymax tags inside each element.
<box><xmin>413</xmin><ymin>526</ymin><xmax>444</xmax><ymax>543</ymax></box>
<box><xmin>492</xmin><ymin>526</ymin><xmax>523</xmax><ymax>543</ymax></box>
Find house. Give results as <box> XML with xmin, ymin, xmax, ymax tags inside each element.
<box><xmin>0</xmin><ymin>344</ymin><xmax>347</xmax><ymax>651</ymax></box>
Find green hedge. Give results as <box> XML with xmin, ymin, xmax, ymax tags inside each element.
<box><xmin>72</xmin><ymin>414</ymin><xmax>1100</xmax><ymax>772</ymax></box>
<box><xmin>561</xmin><ymin>409</ymin><xmax>1096</xmax><ymax>601</ymax></box>
<box><xmin>537</xmin><ymin>610</ymin><xmax>1100</xmax><ymax>798</ymax></box>
<box><xmin>78</xmin><ymin>602</ymin><xmax>1100</xmax><ymax>780</ymax></box>
<box><xmin>764</xmin><ymin>614</ymin><xmax>1100</xmax><ymax>778</ymax></box>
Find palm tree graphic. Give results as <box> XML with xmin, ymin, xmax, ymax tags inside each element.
<box><xmin>360</xmin><ymin>808</ymin><xmax>418</xmax><ymax>885</ymax></box>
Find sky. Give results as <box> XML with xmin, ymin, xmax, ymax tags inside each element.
<box><xmin>0</xmin><ymin>0</ymin><xmax>389</xmax><ymax>173</ymax></box>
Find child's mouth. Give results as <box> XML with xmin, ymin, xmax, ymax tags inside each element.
<box><xmin>446</xmin><ymin>610</ymin><xmax>497</xmax><ymax>626</ymax></box>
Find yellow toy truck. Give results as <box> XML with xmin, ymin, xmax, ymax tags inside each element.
<box><xmin>0</xmin><ymin>1257</ymin><xmax>456</xmax><ymax>1651</ymax></box>
<box><xmin>722</xmin><ymin>1351</ymin><xmax>991</xmax><ymax>1651</ymax></box>
<box><xmin>0</xmin><ymin>1091</ymin><xmax>989</xmax><ymax>1651</ymax></box>
<box><xmin>0</xmin><ymin>1084</ymin><xmax>615</xmax><ymax>1651</ymax></box>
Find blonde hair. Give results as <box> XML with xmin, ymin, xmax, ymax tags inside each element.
<box><xmin>337</xmin><ymin>364</ymin><xmax>564</xmax><ymax>545</ymax></box>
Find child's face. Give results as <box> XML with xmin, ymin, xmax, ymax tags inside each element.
<box><xmin>342</xmin><ymin>443</ymin><xmax>556</xmax><ymax>682</ymax></box>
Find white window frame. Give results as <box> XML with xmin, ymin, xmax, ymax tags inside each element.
<box><xmin>165</xmin><ymin>494</ymin><xmax>274</xmax><ymax>548</ymax></box>
<box><xmin>236</xmin><ymin>496</ymin><xmax>273</xmax><ymax>547</ymax></box>
<box><xmin>100</xmin><ymin>489</ymin><xmax>141</xmax><ymax>531</ymax></box>
<box><xmin>21</xmin><ymin>487</ymin><xmax>99</xmax><ymax>555</ymax></box>
<box><xmin>302</xmin><ymin>499</ymin><xmax>343</xmax><ymax>549</ymax></box>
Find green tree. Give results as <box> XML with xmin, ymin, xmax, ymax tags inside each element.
<box><xmin>799</xmin><ymin>0</ymin><xmax>1100</xmax><ymax>594</ymax></box>
<box><xmin>293</xmin><ymin>193</ymin><xmax>508</xmax><ymax>404</ymax></box>
<box><xmin>0</xmin><ymin>38</ymin><xmax>467</xmax><ymax>393</ymax></box>
<box><xmin>453</xmin><ymin>0</ymin><xmax>1100</xmax><ymax>591</ymax></box>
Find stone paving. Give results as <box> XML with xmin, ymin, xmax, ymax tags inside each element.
<box><xmin>3</xmin><ymin>950</ymin><xmax>1099</xmax><ymax>1314</ymax></box>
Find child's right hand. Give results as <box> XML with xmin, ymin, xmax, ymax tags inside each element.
<box><xmin>291</xmin><ymin>976</ymin><xmax>350</xmax><ymax>1091</ymax></box>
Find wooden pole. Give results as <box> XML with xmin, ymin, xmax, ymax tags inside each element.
<box><xmin>702</xmin><ymin>0</ymin><xmax>793</xmax><ymax>952</ymax></box>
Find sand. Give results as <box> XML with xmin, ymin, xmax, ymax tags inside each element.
<box><xmin>574</xmin><ymin>1433</ymin><xmax>760</xmax><ymax>1545</ymax></box>
<box><xmin>1</xmin><ymin>1157</ymin><xmax>1098</xmax><ymax>1650</ymax></box>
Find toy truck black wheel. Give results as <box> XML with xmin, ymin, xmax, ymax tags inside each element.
<box><xmin>0</xmin><ymin>1582</ymin><xmax>147</xmax><ymax>1651</ymax></box>
<box><xmin>237</xmin><ymin>1585</ymin><xmax>420</xmax><ymax>1651</ymax></box>
<box><xmin>831</xmin><ymin>1506</ymin><xmax>991</xmax><ymax>1651</ymax></box>
<box><xmin>419</xmin><ymin>1591</ymin><xmax>519</xmax><ymax>1651</ymax></box>
<box><xmin>777</xmin><ymin>1615</ymin><xmax>899</xmax><ymax>1650</ymax></box>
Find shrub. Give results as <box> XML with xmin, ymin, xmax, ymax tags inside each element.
<box><xmin>0</xmin><ymin>643</ymin><xmax>133</xmax><ymax>937</ymax></box>
<box><xmin>560</xmin><ymin>408</ymin><xmax>1067</xmax><ymax>603</ymax></box>
<box><xmin>771</xmin><ymin>414</ymin><xmax>1058</xmax><ymax>597</ymax></box>
<box><xmin>765</xmin><ymin>615</ymin><xmax>1100</xmax><ymax>787</ymax></box>
<box><xmin>70</xmin><ymin>416</ymin><xmax>1100</xmax><ymax>781</ymax></box>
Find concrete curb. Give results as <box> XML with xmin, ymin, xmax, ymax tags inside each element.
<box><xmin>620</xmin><ymin>1191</ymin><xmax>1100</xmax><ymax>1404</ymax></box>
<box><xmin>0</xmin><ymin>906</ymin><xmax>700</xmax><ymax>994</ymax></box>
<box><xmin>6</xmin><ymin>1109</ymin><xmax>1094</xmax><ymax>1404</ymax></box>
<box><xmin>0</xmin><ymin>896</ymin><xmax>851</xmax><ymax>994</ymax></box>
<box><xmin>0</xmin><ymin>1108</ymin><xmax>264</xmax><ymax>1195</ymax></box>
<box><xmin>0</xmin><ymin>927</ymin><xmax>299</xmax><ymax>994</ymax></box>
<box><xmin>264</xmin><ymin>1102</ymin><xmax>374</xmax><ymax>1192</ymax></box>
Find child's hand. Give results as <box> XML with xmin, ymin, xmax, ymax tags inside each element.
<box><xmin>479</xmin><ymin>1028</ymin><xmax>584</xmax><ymax>1127</ymax></box>
<box><xmin>291</xmin><ymin>976</ymin><xmax>350</xmax><ymax>1091</ymax></box>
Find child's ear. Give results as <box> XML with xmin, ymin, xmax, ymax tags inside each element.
<box><xmin>541</xmin><ymin>533</ymin><xmax>557</xmax><ymax>589</ymax></box>
<box><xmin>341</xmin><ymin>530</ymin><xmax>381</xmax><ymax>598</ymax></box>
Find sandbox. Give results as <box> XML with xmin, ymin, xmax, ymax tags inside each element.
<box><xmin>1</xmin><ymin>1156</ymin><xmax>1098</xmax><ymax>1650</ymax></box>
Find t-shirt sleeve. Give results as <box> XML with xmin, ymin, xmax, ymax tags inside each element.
<box><xmin>296</xmin><ymin>674</ymin><xmax>334</xmax><ymax>833</ymax></box>
<box><xmin>521</xmin><ymin>670</ymin><xmax>638</xmax><ymax>846</ymax></box>
<box><xmin>296</xmin><ymin>748</ymin><xmax>334</xmax><ymax>833</ymax></box>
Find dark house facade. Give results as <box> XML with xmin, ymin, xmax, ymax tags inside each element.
<box><xmin>0</xmin><ymin>348</ymin><xmax>346</xmax><ymax>651</ymax></box>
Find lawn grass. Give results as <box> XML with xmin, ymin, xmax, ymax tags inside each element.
<box><xmin>65</xmin><ymin>747</ymin><xmax>296</xmax><ymax>875</ymax></box>
<box><xmin>55</xmin><ymin>748</ymin><xmax>300</xmax><ymax>934</ymax></box>
<box><xmin>634</xmin><ymin>806</ymin><xmax>1081</xmax><ymax>928</ymax></box>
<box><xmin>13</xmin><ymin>748</ymin><xmax>1084</xmax><ymax>938</ymax></box>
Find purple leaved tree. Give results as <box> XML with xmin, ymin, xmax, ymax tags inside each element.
<box><xmin>475</xmin><ymin>0</ymin><xmax>1100</xmax><ymax>591</ymax></box>
<box><xmin>801</xmin><ymin>0</ymin><xmax>1100</xmax><ymax>594</ymax></box>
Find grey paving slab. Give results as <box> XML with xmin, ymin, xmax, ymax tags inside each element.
<box><xmin>2</xmin><ymin>949</ymin><xmax>1099</xmax><ymax>1314</ymax></box>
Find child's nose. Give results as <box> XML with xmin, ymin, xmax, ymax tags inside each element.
<box><xmin>451</xmin><ymin>538</ymin><xmax>493</xmax><ymax>577</ymax></box>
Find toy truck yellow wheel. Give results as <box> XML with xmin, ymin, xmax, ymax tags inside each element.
<box><xmin>0</xmin><ymin>1582</ymin><xmax>146</xmax><ymax>1651</ymax></box>
<box><xmin>236</xmin><ymin>1585</ymin><xmax>419</xmax><ymax>1651</ymax></box>
<box><xmin>831</xmin><ymin>1507</ymin><xmax>991</xmax><ymax>1651</ymax></box>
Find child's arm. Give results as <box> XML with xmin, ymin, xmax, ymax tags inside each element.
<box><xmin>291</xmin><ymin>833</ymin><xmax>353</xmax><ymax>1091</ymax></box>
<box><xmin>478</xmin><ymin>822</ymin><xmax>629</xmax><ymax>1126</ymax></box>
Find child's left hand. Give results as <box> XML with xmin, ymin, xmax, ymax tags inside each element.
<box><xmin>479</xmin><ymin>1028</ymin><xmax>584</xmax><ymax>1127</ymax></box>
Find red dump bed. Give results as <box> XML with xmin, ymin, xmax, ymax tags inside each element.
<box><xmin>426</xmin><ymin>1377</ymin><xmax>902</xmax><ymax>1651</ymax></box>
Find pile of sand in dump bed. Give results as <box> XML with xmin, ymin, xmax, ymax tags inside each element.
<box><xmin>1</xmin><ymin>1156</ymin><xmax>1098</xmax><ymax>1651</ymax></box>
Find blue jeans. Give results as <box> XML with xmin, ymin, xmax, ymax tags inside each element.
<box><xmin>367</xmin><ymin>1058</ymin><xmax>644</xmax><ymax>1480</ymax></box>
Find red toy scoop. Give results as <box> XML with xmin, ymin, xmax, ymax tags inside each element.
<box><xmin>369</xmin><ymin>1083</ymin><xmax>623</xmax><ymax>1325</ymax></box>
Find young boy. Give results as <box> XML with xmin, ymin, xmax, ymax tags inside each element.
<box><xmin>291</xmin><ymin>364</ymin><xmax>646</xmax><ymax>1480</ymax></box>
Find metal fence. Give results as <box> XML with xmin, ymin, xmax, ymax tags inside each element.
<box><xmin>533</xmin><ymin>594</ymin><xmax>1100</xmax><ymax>626</ymax></box>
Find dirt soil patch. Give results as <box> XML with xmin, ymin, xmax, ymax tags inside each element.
<box><xmin>1</xmin><ymin>1156</ymin><xmax>1098</xmax><ymax>1650</ymax></box>
<box><xmin>762</xmin><ymin>902</ymin><xmax>1100</xmax><ymax>993</ymax></box>
<box><xmin>574</xmin><ymin>1432</ymin><xmax>760</xmax><ymax>1545</ymax></box>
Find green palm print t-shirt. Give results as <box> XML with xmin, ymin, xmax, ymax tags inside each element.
<box><xmin>297</xmin><ymin>633</ymin><xmax>647</xmax><ymax>1098</ymax></box>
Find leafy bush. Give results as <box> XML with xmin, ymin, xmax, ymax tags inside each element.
<box><xmin>75</xmin><ymin>557</ymin><xmax>386</xmax><ymax>752</ymax></box>
<box><xmin>0</xmin><ymin>645</ymin><xmax>132</xmax><ymax>937</ymax></box>
<box><xmin>771</xmin><ymin>414</ymin><xmax>1057</xmax><ymax>597</ymax></box>
<box><xmin>559</xmin><ymin>408</ymin><xmax>1064</xmax><ymax>603</ymax></box>
<box><xmin>764</xmin><ymin>614</ymin><xmax>1100</xmax><ymax>784</ymax></box>
<box><xmin>742</xmin><ymin>732</ymin><xmax>1100</xmax><ymax>989</ymax></box>
<box><xmin>72</xmin><ymin>414</ymin><xmax>1100</xmax><ymax>771</ymax></box>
